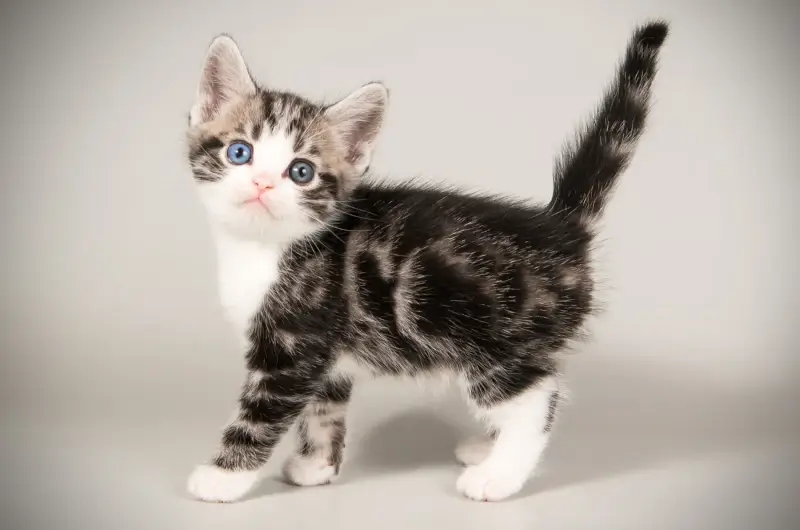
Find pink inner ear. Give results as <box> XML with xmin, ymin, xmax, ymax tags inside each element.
<box><xmin>342</xmin><ymin>109</ymin><xmax>383</xmax><ymax>164</ymax></box>
<box><xmin>194</xmin><ymin>37</ymin><xmax>256</xmax><ymax>125</ymax></box>
<box><xmin>201</xmin><ymin>63</ymin><xmax>223</xmax><ymax>119</ymax></box>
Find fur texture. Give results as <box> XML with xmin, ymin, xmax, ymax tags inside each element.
<box><xmin>183</xmin><ymin>21</ymin><xmax>669</xmax><ymax>502</ymax></box>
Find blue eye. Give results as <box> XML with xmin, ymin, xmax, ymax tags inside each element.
<box><xmin>287</xmin><ymin>159</ymin><xmax>315</xmax><ymax>185</ymax></box>
<box><xmin>226</xmin><ymin>141</ymin><xmax>252</xmax><ymax>165</ymax></box>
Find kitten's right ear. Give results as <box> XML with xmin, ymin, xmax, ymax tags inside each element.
<box><xmin>190</xmin><ymin>35</ymin><xmax>256</xmax><ymax>126</ymax></box>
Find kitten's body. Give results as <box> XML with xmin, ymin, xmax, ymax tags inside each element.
<box><xmin>264</xmin><ymin>183</ymin><xmax>592</xmax><ymax>382</ymax></box>
<box><xmin>184</xmin><ymin>22</ymin><xmax>669</xmax><ymax>502</ymax></box>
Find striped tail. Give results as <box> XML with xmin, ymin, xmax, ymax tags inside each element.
<box><xmin>549</xmin><ymin>20</ymin><xmax>669</xmax><ymax>224</ymax></box>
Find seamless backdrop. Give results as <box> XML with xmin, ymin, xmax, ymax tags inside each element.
<box><xmin>1</xmin><ymin>1</ymin><xmax>798</xmax><ymax>529</ymax></box>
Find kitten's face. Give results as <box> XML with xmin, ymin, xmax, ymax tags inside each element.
<box><xmin>186</xmin><ymin>36</ymin><xmax>387</xmax><ymax>242</ymax></box>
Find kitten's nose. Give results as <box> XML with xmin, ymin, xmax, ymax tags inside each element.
<box><xmin>252</xmin><ymin>175</ymin><xmax>275</xmax><ymax>191</ymax></box>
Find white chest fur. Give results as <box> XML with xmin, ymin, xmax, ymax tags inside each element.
<box><xmin>214</xmin><ymin>234</ymin><xmax>283</xmax><ymax>345</ymax></box>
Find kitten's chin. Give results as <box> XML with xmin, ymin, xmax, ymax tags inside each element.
<box><xmin>207</xmin><ymin>208</ymin><xmax>318</xmax><ymax>244</ymax></box>
<box><xmin>240</xmin><ymin>198</ymin><xmax>279</xmax><ymax>219</ymax></box>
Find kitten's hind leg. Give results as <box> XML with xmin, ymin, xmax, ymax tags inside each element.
<box><xmin>457</xmin><ymin>373</ymin><xmax>560</xmax><ymax>502</ymax></box>
<box><xmin>282</xmin><ymin>376</ymin><xmax>353</xmax><ymax>487</ymax></box>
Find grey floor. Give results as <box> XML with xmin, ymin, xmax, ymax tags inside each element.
<box><xmin>3</xmin><ymin>352</ymin><xmax>798</xmax><ymax>530</ymax></box>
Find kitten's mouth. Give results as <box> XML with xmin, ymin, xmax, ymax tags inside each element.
<box><xmin>242</xmin><ymin>196</ymin><xmax>276</xmax><ymax>217</ymax></box>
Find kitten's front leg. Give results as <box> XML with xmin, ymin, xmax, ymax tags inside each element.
<box><xmin>282</xmin><ymin>376</ymin><xmax>353</xmax><ymax>487</ymax></box>
<box><xmin>187</xmin><ymin>355</ymin><xmax>322</xmax><ymax>502</ymax></box>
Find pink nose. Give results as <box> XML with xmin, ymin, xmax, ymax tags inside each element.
<box><xmin>252</xmin><ymin>176</ymin><xmax>275</xmax><ymax>191</ymax></box>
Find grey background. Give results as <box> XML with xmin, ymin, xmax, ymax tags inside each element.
<box><xmin>1</xmin><ymin>0</ymin><xmax>798</xmax><ymax>529</ymax></box>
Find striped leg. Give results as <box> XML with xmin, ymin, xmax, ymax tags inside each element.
<box><xmin>283</xmin><ymin>377</ymin><xmax>353</xmax><ymax>486</ymax></box>
<box><xmin>187</xmin><ymin>361</ymin><xmax>321</xmax><ymax>502</ymax></box>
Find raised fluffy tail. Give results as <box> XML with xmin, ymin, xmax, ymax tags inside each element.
<box><xmin>549</xmin><ymin>20</ymin><xmax>669</xmax><ymax>223</ymax></box>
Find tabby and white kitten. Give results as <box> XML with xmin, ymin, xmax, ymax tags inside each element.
<box><xmin>184</xmin><ymin>21</ymin><xmax>669</xmax><ymax>502</ymax></box>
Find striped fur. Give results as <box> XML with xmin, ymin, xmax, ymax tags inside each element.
<box><xmin>550</xmin><ymin>22</ymin><xmax>668</xmax><ymax>224</ymax></box>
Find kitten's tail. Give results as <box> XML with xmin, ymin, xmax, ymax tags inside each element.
<box><xmin>549</xmin><ymin>20</ymin><xmax>669</xmax><ymax>225</ymax></box>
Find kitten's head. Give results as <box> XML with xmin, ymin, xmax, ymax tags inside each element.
<box><xmin>186</xmin><ymin>35</ymin><xmax>387</xmax><ymax>242</ymax></box>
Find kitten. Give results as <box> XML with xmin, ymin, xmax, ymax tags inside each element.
<box><xmin>184</xmin><ymin>21</ymin><xmax>669</xmax><ymax>503</ymax></box>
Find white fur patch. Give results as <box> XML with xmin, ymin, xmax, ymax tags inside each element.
<box><xmin>187</xmin><ymin>464</ymin><xmax>260</xmax><ymax>503</ymax></box>
<box><xmin>282</xmin><ymin>455</ymin><xmax>338</xmax><ymax>487</ymax></box>
<box><xmin>457</xmin><ymin>377</ymin><xmax>558</xmax><ymax>502</ymax></box>
<box><xmin>456</xmin><ymin>461</ymin><xmax>528</xmax><ymax>502</ymax></box>
<box><xmin>213</xmin><ymin>231</ymin><xmax>282</xmax><ymax>345</ymax></box>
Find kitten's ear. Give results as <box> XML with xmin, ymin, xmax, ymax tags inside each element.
<box><xmin>324</xmin><ymin>82</ymin><xmax>388</xmax><ymax>175</ymax></box>
<box><xmin>190</xmin><ymin>35</ymin><xmax>256</xmax><ymax>126</ymax></box>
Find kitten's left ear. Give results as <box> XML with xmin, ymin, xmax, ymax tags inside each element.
<box><xmin>324</xmin><ymin>82</ymin><xmax>388</xmax><ymax>176</ymax></box>
<box><xmin>190</xmin><ymin>35</ymin><xmax>256</xmax><ymax>126</ymax></box>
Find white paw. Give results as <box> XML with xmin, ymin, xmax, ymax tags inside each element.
<box><xmin>456</xmin><ymin>464</ymin><xmax>527</xmax><ymax>502</ymax></box>
<box><xmin>186</xmin><ymin>464</ymin><xmax>260</xmax><ymax>503</ymax></box>
<box><xmin>282</xmin><ymin>455</ymin><xmax>338</xmax><ymax>486</ymax></box>
<box><xmin>455</xmin><ymin>438</ymin><xmax>492</xmax><ymax>466</ymax></box>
